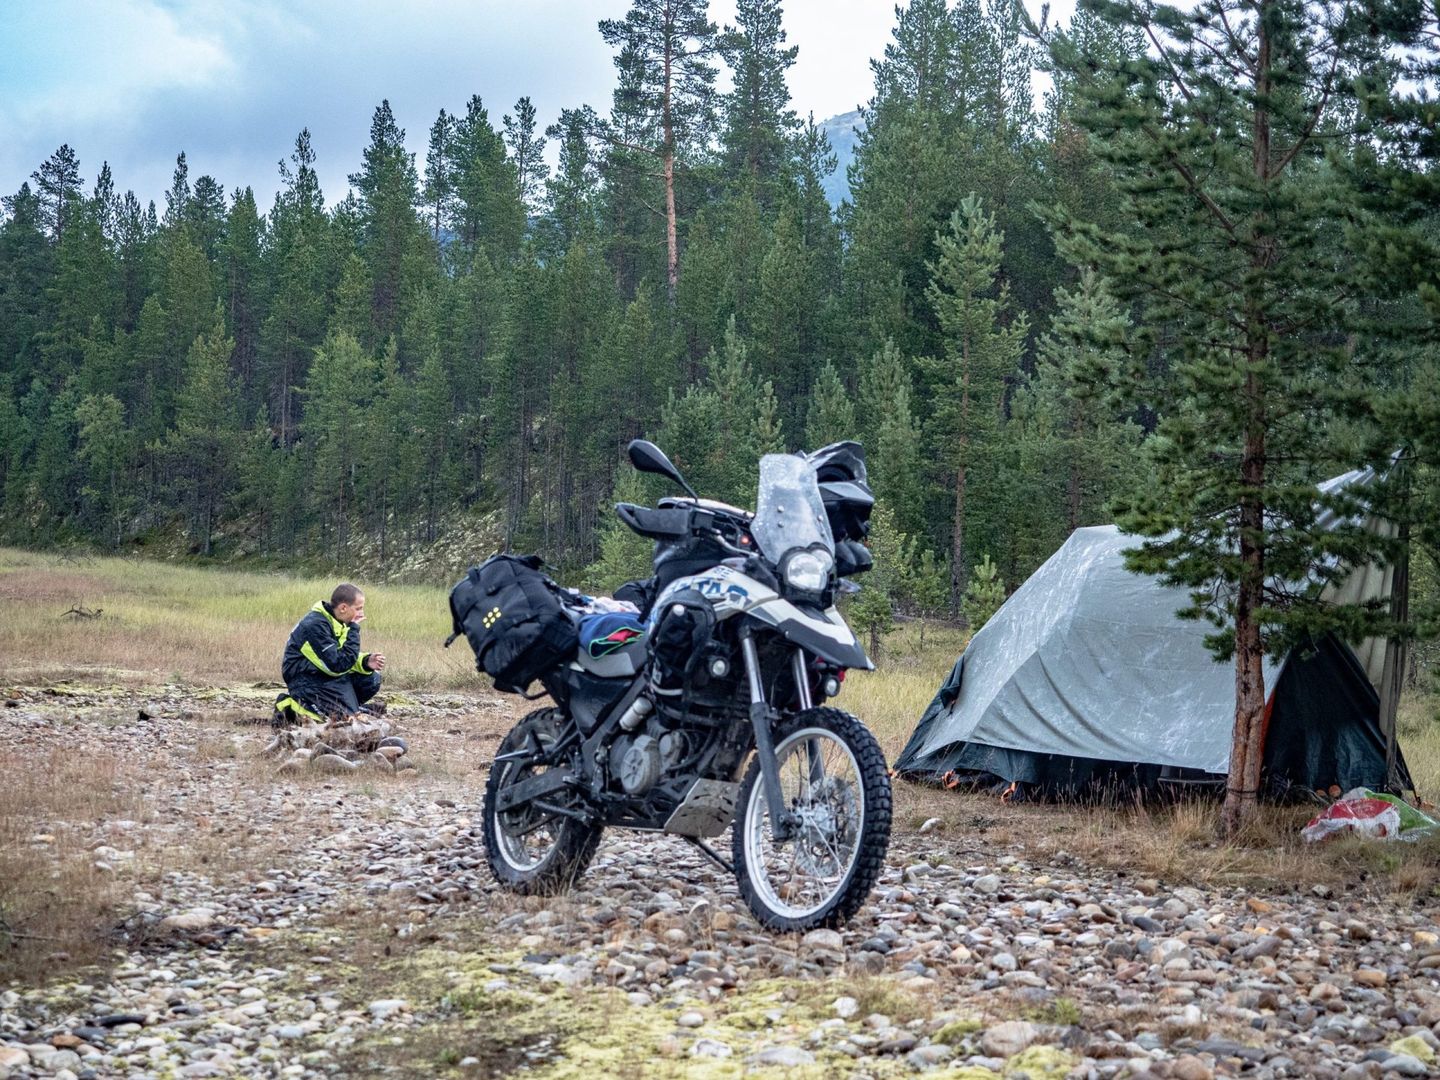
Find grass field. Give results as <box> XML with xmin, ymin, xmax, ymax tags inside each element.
<box><xmin>4</xmin><ymin>544</ymin><xmax>1440</xmax><ymax>898</ymax></box>
<box><xmin>0</xmin><ymin>547</ymin><xmax>472</xmax><ymax>689</ymax></box>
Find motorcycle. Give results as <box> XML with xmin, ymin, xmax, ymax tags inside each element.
<box><xmin>478</xmin><ymin>440</ymin><xmax>893</xmax><ymax>930</ymax></box>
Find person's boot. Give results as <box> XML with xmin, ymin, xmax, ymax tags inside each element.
<box><xmin>359</xmin><ymin>698</ymin><xmax>387</xmax><ymax>717</ymax></box>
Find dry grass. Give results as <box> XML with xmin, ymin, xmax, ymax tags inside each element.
<box><xmin>848</xmin><ymin>619</ymin><xmax>1440</xmax><ymax>898</ymax></box>
<box><xmin>0</xmin><ymin>546</ymin><xmax>475</xmax><ymax>689</ymax></box>
<box><xmin>0</xmin><ymin>747</ymin><xmax>140</xmax><ymax>980</ymax></box>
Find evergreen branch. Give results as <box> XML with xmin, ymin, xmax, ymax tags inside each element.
<box><xmin>1216</xmin><ymin>6</ymin><xmax>1257</xmax><ymax>71</ymax></box>
<box><xmin>1146</xmin><ymin>131</ymin><xmax>1239</xmax><ymax>236</ymax></box>
<box><xmin>1143</xmin><ymin>23</ymin><xmax>1195</xmax><ymax>104</ymax></box>
<box><xmin>1271</xmin><ymin>47</ymin><xmax>1341</xmax><ymax>178</ymax></box>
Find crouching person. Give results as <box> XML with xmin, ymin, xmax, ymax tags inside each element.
<box><xmin>275</xmin><ymin>583</ymin><xmax>388</xmax><ymax>724</ymax></box>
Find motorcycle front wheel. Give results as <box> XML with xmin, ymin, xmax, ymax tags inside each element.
<box><xmin>482</xmin><ymin>707</ymin><xmax>603</xmax><ymax>895</ymax></box>
<box><xmin>733</xmin><ymin>707</ymin><xmax>892</xmax><ymax>931</ymax></box>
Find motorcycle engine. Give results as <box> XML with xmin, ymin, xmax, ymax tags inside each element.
<box><xmin>608</xmin><ymin>721</ymin><xmax>690</xmax><ymax>796</ymax></box>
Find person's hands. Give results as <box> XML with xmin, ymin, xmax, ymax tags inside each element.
<box><xmin>370</xmin><ymin>653</ymin><xmax>387</xmax><ymax>672</ymax></box>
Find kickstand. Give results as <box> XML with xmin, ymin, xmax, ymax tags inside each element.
<box><xmin>682</xmin><ymin>836</ymin><xmax>734</xmax><ymax>876</ymax></box>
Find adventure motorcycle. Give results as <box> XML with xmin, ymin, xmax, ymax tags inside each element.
<box><xmin>459</xmin><ymin>440</ymin><xmax>892</xmax><ymax>931</ymax></box>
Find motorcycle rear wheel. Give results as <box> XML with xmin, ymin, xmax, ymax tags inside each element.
<box><xmin>733</xmin><ymin>707</ymin><xmax>892</xmax><ymax>931</ymax></box>
<box><xmin>482</xmin><ymin>707</ymin><xmax>603</xmax><ymax>895</ymax></box>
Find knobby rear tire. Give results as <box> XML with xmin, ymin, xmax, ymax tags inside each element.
<box><xmin>482</xmin><ymin>707</ymin><xmax>603</xmax><ymax>896</ymax></box>
<box><xmin>732</xmin><ymin>707</ymin><xmax>893</xmax><ymax>932</ymax></box>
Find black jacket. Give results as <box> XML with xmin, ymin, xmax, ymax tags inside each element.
<box><xmin>282</xmin><ymin>601</ymin><xmax>371</xmax><ymax>684</ymax></box>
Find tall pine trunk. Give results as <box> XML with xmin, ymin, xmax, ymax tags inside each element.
<box><xmin>1223</xmin><ymin>417</ymin><xmax>1268</xmax><ymax>835</ymax></box>
<box><xmin>662</xmin><ymin>39</ymin><xmax>679</xmax><ymax>303</ymax></box>
<box><xmin>1223</xmin><ymin>18</ymin><xmax>1273</xmax><ymax>836</ymax></box>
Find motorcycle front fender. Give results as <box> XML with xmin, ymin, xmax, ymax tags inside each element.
<box><xmin>745</xmin><ymin>598</ymin><xmax>873</xmax><ymax>671</ymax></box>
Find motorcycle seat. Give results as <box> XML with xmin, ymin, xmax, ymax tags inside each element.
<box><xmin>575</xmin><ymin>612</ymin><xmax>648</xmax><ymax>678</ymax></box>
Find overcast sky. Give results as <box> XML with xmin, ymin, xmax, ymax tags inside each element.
<box><xmin>0</xmin><ymin>0</ymin><xmax>1066</xmax><ymax>212</ymax></box>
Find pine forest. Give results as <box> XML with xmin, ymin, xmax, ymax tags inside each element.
<box><xmin>4</xmin><ymin>0</ymin><xmax>1440</xmax><ymax>684</ymax></box>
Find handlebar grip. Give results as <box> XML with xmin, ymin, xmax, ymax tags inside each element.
<box><xmin>616</xmin><ymin>502</ymin><xmax>691</xmax><ymax>539</ymax></box>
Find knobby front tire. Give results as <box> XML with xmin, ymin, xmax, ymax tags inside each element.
<box><xmin>732</xmin><ymin>707</ymin><xmax>893</xmax><ymax>932</ymax></box>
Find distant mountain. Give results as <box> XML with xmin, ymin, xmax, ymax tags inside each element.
<box><xmin>818</xmin><ymin>109</ymin><xmax>865</xmax><ymax>208</ymax></box>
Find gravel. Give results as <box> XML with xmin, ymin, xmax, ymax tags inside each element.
<box><xmin>4</xmin><ymin>684</ymin><xmax>1440</xmax><ymax>1078</ymax></box>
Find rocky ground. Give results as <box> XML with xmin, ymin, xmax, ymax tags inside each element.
<box><xmin>2</xmin><ymin>685</ymin><xmax>1440</xmax><ymax>1079</ymax></box>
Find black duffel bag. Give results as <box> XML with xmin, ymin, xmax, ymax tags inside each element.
<box><xmin>446</xmin><ymin>554</ymin><xmax>578</xmax><ymax>694</ymax></box>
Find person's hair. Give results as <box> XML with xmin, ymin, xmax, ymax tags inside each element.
<box><xmin>331</xmin><ymin>583</ymin><xmax>363</xmax><ymax>608</ymax></box>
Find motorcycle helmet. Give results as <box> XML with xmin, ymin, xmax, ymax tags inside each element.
<box><xmin>807</xmin><ymin>441</ymin><xmax>874</xmax><ymax>543</ymax></box>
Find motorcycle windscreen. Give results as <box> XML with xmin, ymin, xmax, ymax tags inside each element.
<box><xmin>752</xmin><ymin>454</ymin><xmax>834</xmax><ymax>563</ymax></box>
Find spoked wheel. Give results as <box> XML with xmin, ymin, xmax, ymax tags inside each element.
<box><xmin>482</xmin><ymin>707</ymin><xmax>602</xmax><ymax>895</ymax></box>
<box><xmin>733</xmin><ymin>707</ymin><xmax>892</xmax><ymax>931</ymax></box>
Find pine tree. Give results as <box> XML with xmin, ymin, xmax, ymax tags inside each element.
<box><xmin>1044</xmin><ymin>0</ymin><xmax>1436</xmax><ymax>832</ymax></box>
<box><xmin>719</xmin><ymin>0</ymin><xmax>800</xmax><ymax>201</ymax></box>
<box><xmin>303</xmin><ymin>331</ymin><xmax>375</xmax><ymax>559</ymax></box>
<box><xmin>31</xmin><ymin>144</ymin><xmax>83</xmax><ymax>239</ymax></box>
<box><xmin>544</xmin><ymin>108</ymin><xmax>601</xmax><ymax>248</ymax></box>
<box><xmin>919</xmin><ymin>195</ymin><xmax>1027</xmax><ymax>604</ymax></box>
<box><xmin>168</xmin><ymin>305</ymin><xmax>239</xmax><ymax>554</ymax></box>
<box><xmin>450</xmin><ymin>96</ymin><xmax>526</xmax><ymax>265</ymax></box>
<box><xmin>859</xmin><ymin>338</ymin><xmax>925</xmax><ymax>540</ymax></box>
<box><xmin>74</xmin><ymin>392</ymin><xmax>132</xmax><ymax>547</ymax></box>
<box><xmin>349</xmin><ymin>100</ymin><xmax>423</xmax><ymax>337</ymax></box>
<box><xmin>503</xmin><ymin>97</ymin><xmax>549</xmax><ymax>214</ymax></box>
<box><xmin>423</xmin><ymin>108</ymin><xmax>457</xmax><ymax>247</ymax></box>
<box><xmin>220</xmin><ymin>187</ymin><xmax>263</xmax><ymax>406</ymax></box>
<box><xmin>805</xmin><ymin>359</ymin><xmax>856</xmax><ymax>449</ymax></box>
<box><xmin>960</xmin><ymin>552</ymin><xmax>1005</xmax><ymax>630</ymax></box>
<box><xmin>599</xmin><ymin>0</ymin><xmax>721</xmax><ymax>300</ymax></box>
<box><xmin>0</xmin><ymin>184</ymin><xmax>55</xmax><ymax>388</ymax></box>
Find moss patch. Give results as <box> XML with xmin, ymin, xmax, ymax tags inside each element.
<box><xmin>1004</xmin><ymin>1044</ymin><xmax>1077</xmax><ymax>1077</ymax></box>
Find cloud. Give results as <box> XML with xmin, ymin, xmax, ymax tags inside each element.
<box><xmin>0</xmin><ymin>0</ymin><xmax>1071</xmax><ymax>212</ymax></box>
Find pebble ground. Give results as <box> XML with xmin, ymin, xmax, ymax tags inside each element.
<box><xmin>2</xmin><ymin>685</ymin><xmax>1439</xmax><ymax>1079</ymax></box>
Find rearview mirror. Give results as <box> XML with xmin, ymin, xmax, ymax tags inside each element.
<box><xmin>627</xmin><ymin>440</ymin><xmax>698</xmax><ymax>499</ymax></box>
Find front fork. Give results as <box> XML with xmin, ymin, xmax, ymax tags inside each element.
<box><xmin>739</xmin><ymin>628</ymin><xmax>823</xmax><ymax>842</ymax></box>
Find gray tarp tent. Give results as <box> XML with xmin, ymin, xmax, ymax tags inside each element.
<box><xmin>894</xmin><ymin>470</ymin><xmax>1410</xmax><ymax>797</ymax></box>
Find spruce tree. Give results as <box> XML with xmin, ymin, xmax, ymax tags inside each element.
<box><xmin>261</xmin><ymin>130</ymin><xmax>327</xmax><ymax>444</ymax></box>
<box><xmin>1022</xmin><ymin>270</ymin><xmax>1141</xmax><ymax>533</ymax></box>
<box><xmin>303</xmin><ymin>331</ymin><xmax>375</xmax><ymax>559</ymax></box>
<box><xmin>960</xmin><ymin>553</ymin><xmax>1005</xmax><ymax>630</ymax></box>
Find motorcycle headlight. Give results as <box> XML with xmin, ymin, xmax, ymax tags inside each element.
<box><xmin>783</xmin><ymin>549</ymin><xmax>834</xmax><ymax>593</ymax></box>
